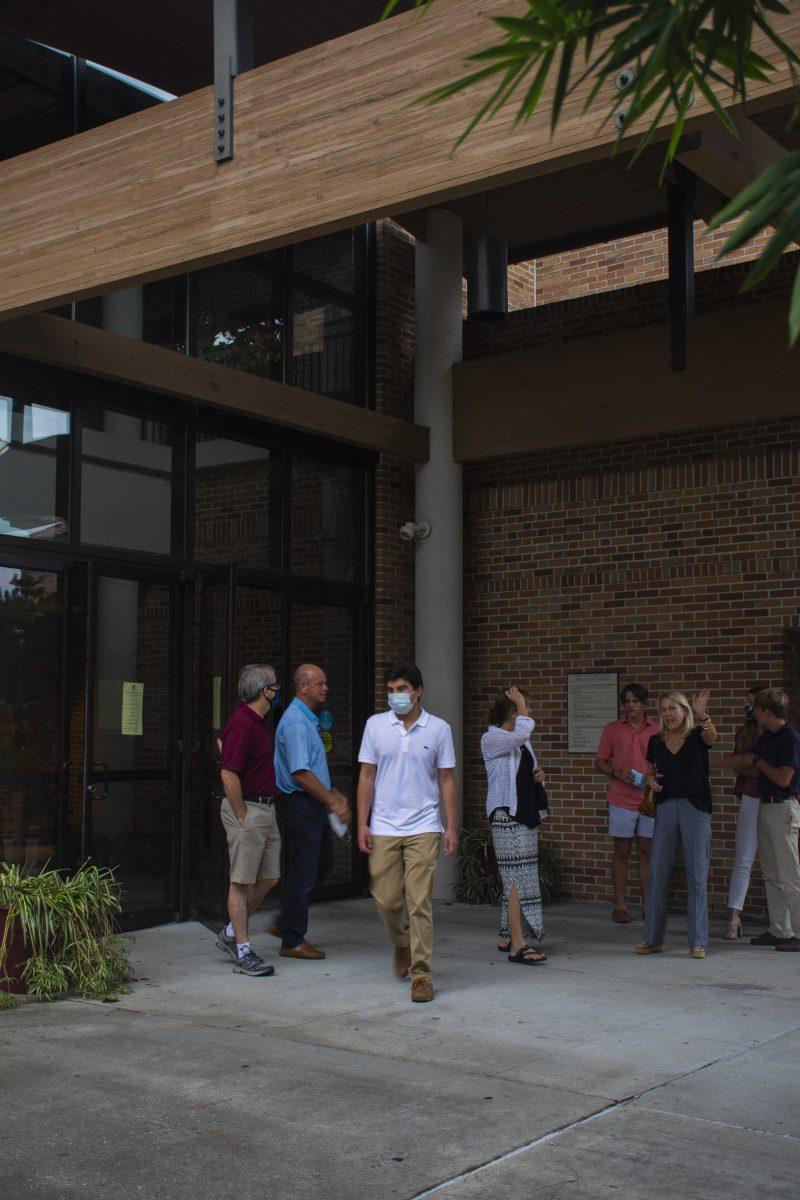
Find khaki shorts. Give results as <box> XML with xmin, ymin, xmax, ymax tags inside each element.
<box><xmin>221</xmin><ymin>798</ymin><xmax>281</xmax><ymax>885</ymax></box>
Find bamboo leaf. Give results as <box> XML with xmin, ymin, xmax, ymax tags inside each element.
<box><xmin>789</xmin><ymin>263</ymin><xmax>800</xmax><ymax>345</ymax></box>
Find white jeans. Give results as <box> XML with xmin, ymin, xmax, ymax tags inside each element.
<box><xmin>726</xmin><ymin>793</ymin><xmax>760</xmax><ymax>912</ymax></box>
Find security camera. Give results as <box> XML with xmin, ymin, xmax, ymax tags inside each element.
<box><xmin>399</xmin><ymin>521</ymin><xmax>432</xmax><ymax>542</ymax></box>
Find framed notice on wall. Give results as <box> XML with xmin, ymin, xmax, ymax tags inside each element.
<box><xmin>567</xmin><ymin>673</ymin><xmax>619</xmax><ymax>754</ymax></box>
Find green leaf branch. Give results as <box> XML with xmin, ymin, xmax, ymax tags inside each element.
<box><xmin>383</xmin><ymin>0</ymin><xmax>800</xmax><ymax>343</ymax></box>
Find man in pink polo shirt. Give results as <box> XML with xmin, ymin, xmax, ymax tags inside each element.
<box><xmin>595</xmin><ymin>683</ymin><xmax>659</xmax><ymax>924</ymax></box>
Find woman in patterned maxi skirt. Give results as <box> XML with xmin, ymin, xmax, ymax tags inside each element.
<box><xmin>481</xmin><ymin>686</ymin><xmax>548</xmax><ymax>965</ymax></box>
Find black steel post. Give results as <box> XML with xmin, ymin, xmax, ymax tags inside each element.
<box><xmin>667</xmin><ymin>163</ymin><xmax>695</xmax><ymax>373</ymax></box>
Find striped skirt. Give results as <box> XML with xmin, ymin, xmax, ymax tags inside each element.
<box><xmin>490</xmin><ymin>809</ymin><xmax>544</xmax><ymax>943</ymax></box>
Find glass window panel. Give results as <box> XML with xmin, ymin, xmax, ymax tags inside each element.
<box><xmin>287</xmin><ymin>602</ymin><xmax>354</xmax><ymax>887</ymax></box>
<box><xmin>192</xmin><ymin>260</ymin><xmax>284</xmax><ymax>380</ymax></box>
<box><xmin>80</xmin><ymin>405</ymin><xmax>176</xmax><ymax>554</ymax></box>
<box><xmin>87</xmin><ymin>577</ymin><xmax>174</xmax><ymax>915</ymax></box>
<box><xmin>0</xmin><ymin>380</ymin><xmax>70</xmax><ymax>541</ymax></box>
<box><xmin>142</xmin><ymin>278</ymin><xmax>186</xmax><ymax>353</ymax></box>
<box><xmin>75</xmin><ymin>280</ymin><xmax>185</xmax><ymax>351</ymax></box>
<box><xmin>0</xmin><ymin>36</ymin><xmax>73</xmax><ymax>161</ymax></box>
<box><xmin>73</xmin><ymin>296</ymin><xmax>102</xmax><ymax>329</ymax></box>
<box><xmin>293</xmin><ymin>230</ymin><xmax>358</xmax><ymax>297</ymax></box>
<box><xmin>0</xmin><ymin>567</ymin><xmax>64</xmax><ymax>870</ymax></box>
<box><xmin>290</xmin><ymin>456</ymin><xmax>355</xmax><ymax>581</ymax></box>
<box><xmin>80</xmin><ymin>62</ymin><xmax>162</xmax><ymax>132</ymax></box>
<box><xmin>291</xmin><ymin>290</ymin><xmax>355</xmax><ymax>405</ymax></box>
<box><xmin>194</xmin><ymin>432</ymin><xmax>276</xmax><ymax>568</ymax></box>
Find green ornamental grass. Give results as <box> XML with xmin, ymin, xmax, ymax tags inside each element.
<box><xmin>0</xmin><ymin>863</ymin><xmax>132</xmax><ymax>1003</ymax></box>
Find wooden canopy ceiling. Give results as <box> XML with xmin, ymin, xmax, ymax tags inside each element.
<box><xmin>395</xmin><ymin>103</ymin><xmax>800</xmax><ymax>262</ymax></box>
<box><xmin>0</xmin><ymin>0</ymin><xmax>415</xmax><ymax>95</ymax></box>
<box><xmin>0</xmin><ymin>0</ymin><xmax>796</xmax><ymax>319</ymax></box>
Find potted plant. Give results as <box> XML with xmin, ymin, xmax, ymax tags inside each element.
<box><xmin>454</xmin><ymin>826</ymin><xmax>559</xmax><ymax>905</ymax></box>
<box><xmin>0</xmin><ymin>862</ymin><xmax>132</xmax><ymax>1006</ymax></box>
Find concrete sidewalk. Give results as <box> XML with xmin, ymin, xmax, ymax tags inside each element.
<box><xmin>2</xmin><ymin>899</ymin><xmax>799</xmax><ymax>1199</ymax></box>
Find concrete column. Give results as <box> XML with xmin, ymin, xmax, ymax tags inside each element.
<box><xmin>414</xmin><ymin>209</ymin><xmax>463</xmax><ymax>898</ymax></box>
<box><xmin>101</xmin><ymin>287</ymin><xmax>144</xmax><ymax>342</ymax></box>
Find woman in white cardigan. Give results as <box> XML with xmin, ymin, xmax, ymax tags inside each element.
<box><xmin>481</xmin><ymin>686</ymin><xmax>548</xmax><ymax>965</ymax></box>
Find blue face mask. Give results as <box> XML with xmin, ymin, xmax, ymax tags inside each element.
<box><xmin>387</xmin><ymin>692</ymin><xmax>415</xmax><ymax>715</ymax></box>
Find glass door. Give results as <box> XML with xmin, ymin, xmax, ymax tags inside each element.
<box><xmin>194</xmin><ymin>566</ymin><xmax>235</xmax><ymax>923</ymax></box>
<box><xmin>80</xmin><ymin>563</ymin><xmax>182</xmax><ymax>926</ymax></box>
<box><xmin>193</xmin><ymin>567</ymin><xmax>368</xmax><ymax>921</ymax></box>
<box><xmin>194</xmin><ymin>567</ymin><xmax>287</xmax><ymax>922</ymax></box>
<box><xmin>0</xmin><ymin>557</ymin><xmax>70</xmax><ymax>870</ymax></box>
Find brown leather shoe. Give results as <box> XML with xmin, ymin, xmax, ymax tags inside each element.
<box><xmin>750</xmin><ymin>930</ymin><xmax>780</xmax><ymax>946</ymax></box>
<box><xmin>774</xmin><ymin>936</ymin><xmax>800</xmax><ymax>951</ymax></box>
<box><xmin>393</xmin><ymin>945</ymin><xmax>411</xmax><ymax>979</ymax></box>
<box><xmin>279</xmin><ymin>942</ymin><xmax>326</xmax><ymax>959</ymax></box>
<box><xmin>411</xmin><ymin>976</ymin><xmax>434</xmax><ymax>1003</ymax></box>
<box><xmin>612</xmin><ymin>909</ymin><xmax>631</xmax><ymax>924</ymax></box>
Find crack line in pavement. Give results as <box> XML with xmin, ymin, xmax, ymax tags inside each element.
<box><xmin>404</xmin><ymin>1019</ymin><xmax>800</xmax><ymax>1199</ymax></box>
<box><xmin>406</xmin><ymin>1100</ymin><xmax>624</xmax><ymax>1200</ymax></box>
<box><xmin>636</xmin><ymin>1106</ymin><xmax>800</xmax><ymax>1143</ymax></box>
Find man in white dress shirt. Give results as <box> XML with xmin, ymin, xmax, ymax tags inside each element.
<box><xmin>357</xmin><ymin>662</ymin><xmax>458</xmax><ymax>1003</ymax></box>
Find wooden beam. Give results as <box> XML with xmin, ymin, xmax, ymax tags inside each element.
<box><xmin>453</xmin><ymin>298</ymin><xmax>799</xmax><ymax>462</ymax></box>
<box><xmin>692</xmin><ymin>176</ymin><xmax>729</xmax><ymax>225</ymax></box>
<box><xmin>677</xmin><ymin>111</ymin><xmax>788</xmax><ymax>201</ymax></box>
<box><xmin>0</xmin><ymin>1</ymin><xmax>796</xmax><ymax>320</ymax></box>
<box><xmin>0</xmin><ymin>314</ymin><xmax>429</xmax><ymax>462</ymax></box>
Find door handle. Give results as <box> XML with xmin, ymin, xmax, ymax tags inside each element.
<box><xmin>87</xmin><ymin>760</ymin><xmax>110</xmax><ymax>801</ymax></box>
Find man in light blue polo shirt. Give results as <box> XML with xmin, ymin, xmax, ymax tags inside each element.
<box><xmin>271</xmin><ymin>663</ymin><xmax>350</xmax><ymax>959</ymax></box>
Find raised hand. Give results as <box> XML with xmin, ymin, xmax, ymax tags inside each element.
<box><xmin>691</xmin><ymin>689</ymin><xmax>711</xmax><ymax>719</ymax></box>
<box><xmin>505</xmin><ymin>686</ymin><xmax>528</xmax><ymax>717</ymax></box>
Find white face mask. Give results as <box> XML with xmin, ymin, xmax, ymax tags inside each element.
<box><xmin>387</xmin><ymin>692</ymin><xmax>415</xmax><ymax>715</ymax></box>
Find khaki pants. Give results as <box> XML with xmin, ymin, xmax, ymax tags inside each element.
<box><xmin>369</xmin><ymin>833</ymin><xmax>441</xmax><ymax>977</ymax></box>
<box><xmin>757</xmin><ymin>799</ymin><xmax>800</xmax><ymax>939</ymax></box>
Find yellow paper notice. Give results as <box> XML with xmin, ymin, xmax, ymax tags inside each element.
<box><xmin>121</xmin><ymin>682</ymin><xmax>144</xmax><ymax>736</ymax></box>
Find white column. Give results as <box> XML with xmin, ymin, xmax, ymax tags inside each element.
<box><xmin>101</xmin><ymin>287</ymin><xmax>144</xmax><ymax>341</ymax></box>
<box><xmin>414</xmin><ymin>209</ymin><xmax>463</xmax><ymax>898</ymax></box>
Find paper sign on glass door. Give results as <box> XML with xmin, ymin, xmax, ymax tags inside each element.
<box><xmin>121</xmin><ymin>682</ymin><xmax>144</xmax><ymax>736</ymax></box>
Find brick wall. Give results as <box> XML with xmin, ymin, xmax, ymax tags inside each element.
<box><xmin>508</xmin><ymin>261</ymin><xmax>536</xmax><ymax>310</ymax></box>
<box><xmin>460</xmin><ymin>251</ymin><xmax>800</xmax><ymax>918</ymax></box>
<box><xmin>516</xmin><ymin>218</ymin><xmax>774</xmax><ymax>309</ymax></box>
<box><xmin>466</xmin><ymin>248</ymin><xmax>799</xmax><ymax>360</ymax></box>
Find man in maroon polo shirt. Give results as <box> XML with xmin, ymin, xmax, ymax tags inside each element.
<box><xmin>215</xmin><ymin>663</ymin><xmax>282</xmax><ymax>977</ymax></box>
<box><xmin>595</xmin><ymin>683</ymin><xmax>659</xmax><ymax>923</ymax></box>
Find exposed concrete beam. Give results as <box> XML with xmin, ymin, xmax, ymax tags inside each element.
<box><xmin>0</xmin><ymin>314</ymin><xmax>430</xmax><ymax>462</ymax></box>
<box><xmin>0</xmin><ymin>1</ymin><xmax>797</xmax><ymax>321</ymax></box>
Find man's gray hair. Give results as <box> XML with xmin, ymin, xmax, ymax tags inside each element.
<box><xmin>238</xmin><ymin>664</ymin><xmax>275</xmax><ymax>703</ymax></box>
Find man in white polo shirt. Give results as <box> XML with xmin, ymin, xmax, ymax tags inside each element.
<box><xmin>357</xmin><ymin>661</ymin><xmax>458</xmax><ymax>1003</ymax></box>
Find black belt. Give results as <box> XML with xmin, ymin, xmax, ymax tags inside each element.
<box><xmin>760</xmin><ymin>795</ymin><xmax>791</xmax><ymax>804</ymax></box>
<box><xmin>244</xmin><ymin>793</ymin><xmax>279</xmax><ymax>807</ymax></box>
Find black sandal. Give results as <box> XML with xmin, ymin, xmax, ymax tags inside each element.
<box><xmin>497</xmin><ymin>939</ymin><xmax>511</xmax><ymax>952</ymax></box>
<box><xmin>508</xmin><ymin>945</ymin><xmax>547</xmax><ymax>965</ymax></box>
